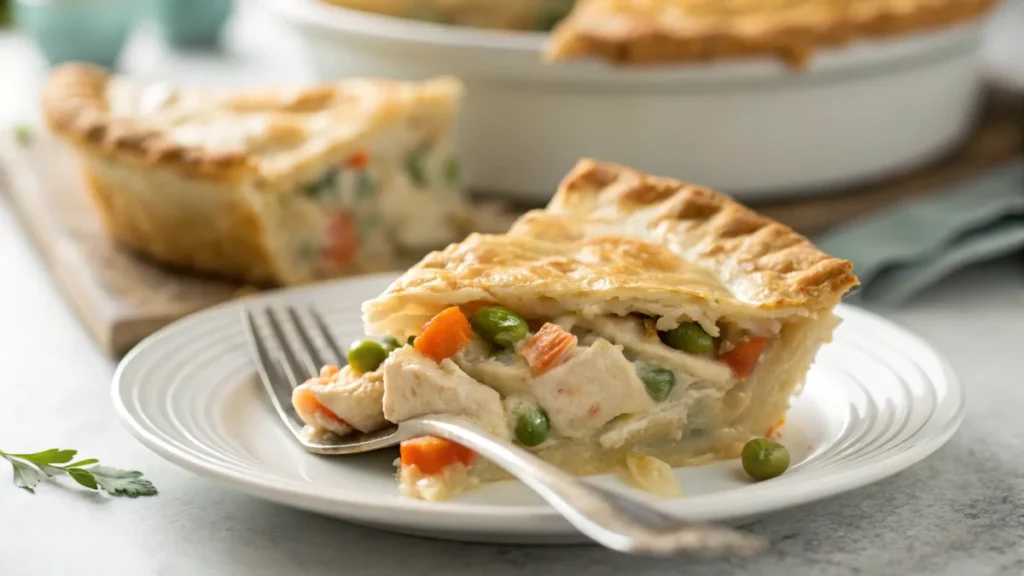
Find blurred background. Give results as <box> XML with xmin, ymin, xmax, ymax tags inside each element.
<box><xmin>0</xmin><ymin>0</ymin><xmax>1021</xmax><ymax>355</ymax></box>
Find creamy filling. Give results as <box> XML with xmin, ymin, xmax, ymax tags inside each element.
<box><xmin>296</xmin><ymin>311</ymin><xmax>778</xmax><ymax>452</ymax></box>
<box><xmin>264</xmin><ymin>125</ymin><xmax>462</xmax><ymax>283</ymax></box>
<box><xmin>291</xmin><ymin>306</ymin><xmax>832</xmax><ymax>501</ymax></box>
<box><xmin>399</xmin><ymin>461</ymin><xmax>475</xmax><ymax>501</ymax></box>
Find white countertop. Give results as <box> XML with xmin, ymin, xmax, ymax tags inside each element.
<box><xmin>2</xmin><ymin>2</ymin><xmax>1024</xmax><ymax>574</ymax></box>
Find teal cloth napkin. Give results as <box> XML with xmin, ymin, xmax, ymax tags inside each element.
<box><xmin>815</xmin><ymin>162</ymin><xmax>1024</xmax><ymax>306</ymax></box>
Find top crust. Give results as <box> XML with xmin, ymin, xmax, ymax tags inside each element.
<box><xmin>546</xmin><ymin>0</ymin><xmax>1001</xmax><ymax>67</ymax></box>
<box><xmin>363</xmin><ymin>159</ymin><xmax>857</xmax><ymax>337</ymax></box>
<box><xmin>42</xmin><ymin>63</ymin><xmax>463</xmax><ymax>183</ymax></box>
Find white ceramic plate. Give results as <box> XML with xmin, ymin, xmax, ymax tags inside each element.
<box><xmin>113</xmin><ymin>273</ymin><xmax>963</xmax><ymax>544</ymax></box>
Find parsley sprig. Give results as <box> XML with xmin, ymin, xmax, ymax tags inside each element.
<box><xmin>0</xmin><ymin>448</ymin><xmax>157</xmax><ymax>497</ymax></box>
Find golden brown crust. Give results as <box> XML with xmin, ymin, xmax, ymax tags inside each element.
<box><xmin>363</xmin><ymin>159</ymin><xmax>857</xmax><ymax>337</ymax></box>
<box><xmin>80</xmin><ymin>163</ymin><xmax>282</xmax><ymax>285</ymax></box>
<box><xmin>43</xmin><ymin>64</ymin><xmax>252</xmax><ymax>181</ymax></box>
<box><xmin>42</xmin><ymin>62</ymin><xmax>463</xmax><ymax>184</ymax></box>
<box><xmin>546</xmin><ymin>0</ymin><xmax>1002</xmax><ymax>67</ymax></box>
<box><xmin>45</xmin><ymin>63</ymin><xmax>465</xmax><ymax>286</ymax></box>
<box><xmin>550</xmin><ymin>159</ymin><xmax>858</xmax><ymax>307</ymax></box>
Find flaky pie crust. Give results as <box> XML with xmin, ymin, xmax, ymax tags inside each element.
<box><xmin>547</xmin><ymin>0</ymin><xmax>1002</xmax><ymax>67</ymax></box>
<box><xmin>42</xmin><ymin>63</ymin><xmax>464</xmax><ymax>285</ymax></box>
<box><xmin>42</xmin><ymin>63</ymin><xmax>462</xmax><ymax>183</ymax></box>
<box><xmin>364</xmin><ymin>159</ymin><xmax>858</xmax><ymax>336</ymax></box>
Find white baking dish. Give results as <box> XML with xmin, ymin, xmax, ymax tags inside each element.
<box><xmin>269</xmin><ymin>0</ymin><xmax>989</xmax><ymax>202</ymax></box>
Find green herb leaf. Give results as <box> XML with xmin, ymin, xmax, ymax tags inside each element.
<box><xmin>88</xmin><ymin>466</ymin><xmax>158</xmax><ymax>497</ymax></box>
<box><xmin>67</xmin><ymin>468</ymin><xmax>99</xmax><ymax>491</ymax></box>
<box><xmin>2</xmin><ymin>448</ymin><xmax>156</xmax><ymax>497</ymax></box>
<box><xmin>8</xmin><ymin>448</ymin><xmax>77</xmax><ymax>466</ymax></box>
<box><xmin>37</xmin><ymin>464</ymin><xmax>66</xmax><ymax>478</ymax></box>
<box><xmin>404</xmin><ymin>147</ymin><xmax>429</xmax><ymax>189</ymax></box>
<box><xmin>66</xmin><ymin>458</ymin><xmax>99</xmax><ymax>468</ymax></box>
<box><xmin>9</xmin><ymin>460</ymin><xmax>48</xmax><ymax>493</ymax></box>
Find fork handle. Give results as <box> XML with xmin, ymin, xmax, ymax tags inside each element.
<box><xmin>410</xmin><ymin>415</ymin><xmax>764</xmax><ymax>557</ymax></box>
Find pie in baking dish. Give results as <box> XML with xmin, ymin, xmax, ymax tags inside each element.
<box><xmin>42</xmin><ymin>63</ymin><xmax>466</xmax><ymax>285</ymax></box>
<box><xmin>316</xmin><ymin>0</ymin><xmax>1000</xmax><ymax>67</ymax></box>
<box><xmin>293</xmin><ymin>159</ymin><xmax>858</xmax><ymax>500</ymax></box>
<box><xmin>547</xmin><ymin>0</ymin><xmax>1003</xmax><ymax>67</ymax></box>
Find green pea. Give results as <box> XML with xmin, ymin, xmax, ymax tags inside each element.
<box><xmin>659</xmin><ymin>322</ymin><xmax>714</xmax><ymax>353</ymax></box>
<box><xmin>636</xmin><ymin>365</ymin><xmax>676</xmax><ymax>401</ymax></box>
<box><xmin>347</xmin><ymin>339</ymin><xmax>387</xmax><ymax>374</ymax></box>
<box><xmin>515</xmin><ymin>409</ymin><xmax>550</xmax><ymax>447</ymax></box>
<box><xmin>741</xmin><ymin>438</ymin><xmax>790</xmax><ymax>481</ymax></box>
<box><xmin>407</xmin><ymin>335</ymin><xmax>417</xmax><ymax>346</ymax></box>
<box><xmin>381</xmin><ymin>336</ymin><xmax>401</xmax><ymax>354</ymax></box>
<box><xmin>470</xmin><ymin>307</ymin><xmax>529</xmax><ymax>349</ymax></box>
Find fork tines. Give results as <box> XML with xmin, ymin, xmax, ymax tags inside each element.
<box><xmin>243</xmin><ymin>306</ymin><xmax>347</xmax><ymax>430</ymax></box>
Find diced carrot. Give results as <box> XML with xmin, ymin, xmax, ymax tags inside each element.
<box><xmin>718</xmin><ymin>337</ymin><xmax>768</xmax><ymax>379</ymax></box>
<box><xmin>458</xmin><ymin>300</ymin><xmax>495</xmax><ymax>317</ymax></box>
<box><xmin>765</xmin><ymin>418</ymin><xmax>785</xmax><ymax>440</ymax></box>
<box><xmin>319</xmin><ymin>364</ymin><xmax>340</xmax><ymax>378</ymax></box>
<box><xmin>347</xmin><ymin>150</ymin><xmax>370</xmax><ymax>168</ymax></box>
<box><xmin>414</xmin><ymin>306</ymin><xmax>473</xmax><ymax>362</ymax></box>
<box><xmin>519</xmin><ymin>323</ymin><xmax>577</xmax><ymax>375</ymax></box>
<box><xmin>400</xmin><ymin>436</ymin><xmax>476</xmax><ymax>476</ymax></box>
<box><xmin>293</xmin><ymin>388</ymin><xmax>351</xmax><ymax>428</ymax></box>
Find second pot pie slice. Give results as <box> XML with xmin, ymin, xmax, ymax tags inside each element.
<box><xmin>43</xmin><ymin>63</ymin><xmax>466</xmax><ymax>285</ymax></box>
<box><xmin>298</xmin><ymin>159</ymin><xmax>858</xmax><ymax>500</ymax></box>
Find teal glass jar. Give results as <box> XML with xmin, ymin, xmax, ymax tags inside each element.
<box><xmin>151</xmin><ymin>0</ymin><xmax>232</xmax><ymax>48</ymax></box>
<box><xmin>14</xmin><ymin>0</ymin><xmax>135</xmax><ymax>68</ymax></box>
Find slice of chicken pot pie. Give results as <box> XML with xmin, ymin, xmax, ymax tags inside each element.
<box><xmin>294</xmin><ymin>159</ymin><xmax>858</xmax><ymax>500</ymax></box>
<box><xmin>43</xmin><ymin>63</ymin><xmax>465</xmax><ymax>285</ymax></box>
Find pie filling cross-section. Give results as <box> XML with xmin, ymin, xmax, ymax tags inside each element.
<box><xmin>294</xmin><ymin>159</ymin><xmax>858</xmax><ymax>500</ymax></box>
<box><xmin>43</xmin><ymin>63</ymin><xmax>466</xmax><ymax>285</ymax></box>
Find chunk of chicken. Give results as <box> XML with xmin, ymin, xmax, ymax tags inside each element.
<box><xmin>293</xmin><ymin>366</ymin><xmax>388</xmax><ymax>434</ymax></box>
<box><xmin>529</xmin><ymin>339</ymin><xmax>654</xmax><ymax>438</ymax></box>
<box><xmin>382</xmin><ymin>346</ymin><xmax>510</xmax><ymax>440</ymax></box>
<box><xmin>453</xmin><ymin>339</ymin><xmax>533</xmax><ymax>397</ymax></box>
<box><xmin>598</xmin><ymin>410</ymin><xmax>686</xmax><ymax>450</ymax></box>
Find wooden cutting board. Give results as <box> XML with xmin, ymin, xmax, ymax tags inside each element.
<box><xmin>1</xmin><ymin>89</ymin><xmax>1020</xmax><ymax>357</ymax></box>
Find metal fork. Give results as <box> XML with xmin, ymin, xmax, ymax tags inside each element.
<box><xmin>243</xmin><ymin>305</ymin><xmax>766</xmax><ymax>557</ymax></box>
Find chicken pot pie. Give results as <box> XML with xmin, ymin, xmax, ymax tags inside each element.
<box><xmin>547</xmin><ymin>0</ymin><xmax>1001</xmax><ymax>67</ymax></box>
<box><xmin>293</xmin><ymin>159</ymin><xmax>858</xmax><ymax>500</ymax></box>
<box><xmin>318</xmin><ymin>0</ymin><xmax>999</xmax><ymax>68</ymax></box>
<box><xmin>42</xmin><ymin>63</ymin><xmax>466</xmax><ymax>285</ymax></box>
